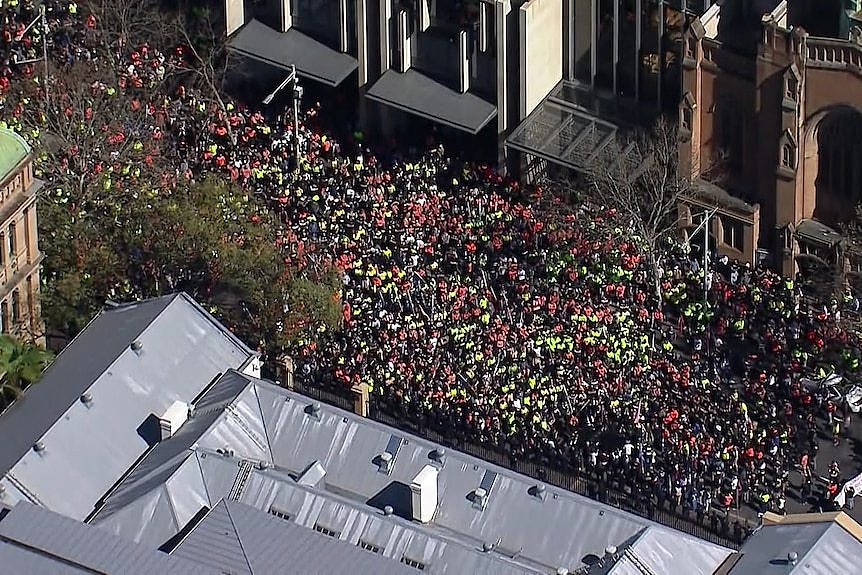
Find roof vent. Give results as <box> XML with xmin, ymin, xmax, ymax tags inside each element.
<box><xmin>304</xmin><ymin>402</ymin><xmax>322</xmax><ymax>419</ymax></box>
<box><xmin>257</xmin><ymin>461</ymin><xmax>270</xmax><ymax>470</ymax></box>
<box><xmin>788</xmin><ymin>552</ymin><xmax>798</xmax><ymax>565</ymax></box>
<box><xmin>605</xmin><ymin>546</ymin><xmax>617</xmax><ymax>556</ymax></box>
<box><xmin>383</xmin><ymin>505</ymin><xmax>394</xmax><ymax>516</ymax></box>
<box><xmin>556</xmin><ymin>569</ymin><xmax>569</xmax><ymax>575</ymax></box>
<box><xmin>376</xmin><ymin>435</ymin><xmax>404</xmax><ymax>474</ymax></box>
<box><xmin>297</xmin><ymin>460</ymin><xmax>327</xmax><ymax>487</ymax></box>
<box><xmin>470</xmin><ymin>470</ymin><xmax>498</xmax><ymax>510</ymax></box>
<box><xmin>529</xmin><ymin>484</ymin><xmax>547</xmax><ymax>501</ymax></box>
<box><xmin>187</xmin><ymin>404</ymin><xmax>196</xmax><ymax>418</ymax></box>
<box><xmin>378</xmin><ymin>451</ymin><xmax>394</xmax><ymax>473</ymax></box>
<box><xmin>159</xmin><ymin>401</ymin><xmax>189</xmax><ymax>440</ymax></box>
<box><xmin>429</xmin><ymin>448</ymin><xmax>446</xmax><ymax>466</ymax></box>
<box><xmin>410</xmin><ymin>465</ymin><xmax>439</xmax><ymax>523</ymax></box>
<box><xmin>80</xmin><ymin>392</ymin><xmax>93</xmax><ymax>407</ymax></box>
<box><xmin>130</xmin><ymin>340</ymin><xmax>143</xmax><ymax>352</ymax></box>
<box><xmin>33</xmin><ymin>441</ymin><xmax>45</xmax><ymax>454</ymax></box>
<box><xmin>482</xmin><ymin>542</ymin><xmax>494</xmax><ymax>553</ymax></box>
<box><xmin>472</xmin><ymin>487</ymin><xmax>489</xmax><ymax>510</ymax></box>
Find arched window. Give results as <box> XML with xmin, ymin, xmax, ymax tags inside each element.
<box><xmin>781</xmin><ymin>144</ymin><xmax>794</xmax><ymax>168</ymax></box>
<box><xmin>783</xmin><ymin>64</ymin><xmax>800</xmax><ymax>108</ymax></box>
<box><xmin>779</xmin><ymin>129</ymin><xmax>797</xmax><ymax>171</ymax></box>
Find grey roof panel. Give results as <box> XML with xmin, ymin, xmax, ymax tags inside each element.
<box><xmin>93</xmin><ymin>375</ymin><xmax>732</xmax><ymax>574</ymax></box>
<box><xmin>608</xmin><ymin>526</ymin><xmax>733</xmax><ymax>575</ymax></box>
<box><xmin>175</xmin><ymin>500</ymin><xmax>416</xmax><ymax>575</ymax></box>
<box><xmin>366</xmin><ymin>69</ymin><xmax>497</xmax><ymax>134</ymax></box>
<box><xmin>0</xmin><ymin>293</ymin><xmax>254</xmax><ymax>520</ymax></box>
<box><xmin>229</xmin><ymin>19</ymin><xmax>358</xmax><ymax>87</ymax></box>
<box><xmin>0</xmin><ymin>294</ymin><xmax>176</xmax><ymax>476</ymax></box>
<box><xmin>730</xmin><ymin>521</ymin><xmax>862</xmax><ymax>575</ymax></box>
<box><xmin>172</xmin><ymin>502</ymin><xmax>252</xmax><ymax>575</ymax></box>
<box><xmin>91</xmin><ymin>371</ymin><xmax>254</xmax><ymax>522</ymax></box>
<box><xmin>0</xmin><ymin>541</ymin><xmax>90</xmax><ymax>575</ymax></box>
<box><xmin>0</xmin><ymin>502</ymin><xmax>217</xmax><ymax>574</ymax></box>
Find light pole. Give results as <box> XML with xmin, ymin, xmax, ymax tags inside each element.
<box><xmin>688</xmin><ymin>206</ymin><xmax>719</xmax><ymax>303</ymax></box>
<box><xmin>263</xmin><ymin>65</ymin><xmax>304</xmax><ymax>172</ymax></box>
<box><xmin>13</xmin><ymin>5</ymin><xmax>49</xmax><ymax>101</ymax></box>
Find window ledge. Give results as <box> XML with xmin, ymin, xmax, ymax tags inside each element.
<box><xmin>776</xmin><ymin>165</ymin><xmax>796</xmax><ymax>180</ymax></box>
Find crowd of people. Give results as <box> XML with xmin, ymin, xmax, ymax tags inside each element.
<box><xmin>2</xmin><ymin>1</ymin><xmax>861</xmax><ymax>535</ymax></box>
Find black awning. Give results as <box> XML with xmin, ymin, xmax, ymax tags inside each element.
<box><xmin>229</xmin><ymin>19</ymin><xmax>358</xmax><ymax>87</ymax></box>
<box><xmin>365</xmin><ymin>70</ymin><xmax>497</xmax><ymax>135</ymax></box>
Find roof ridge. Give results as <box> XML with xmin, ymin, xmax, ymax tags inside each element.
<box><xmin>223</xmin><ymin>500</ymin><xmax>255</xmax><ymax>575</ymax></box>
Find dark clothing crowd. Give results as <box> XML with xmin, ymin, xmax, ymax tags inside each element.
<box><xmin>2</xmin><ymin>1</ymin><xmax>861</xmax><ymax>534</ymax></box>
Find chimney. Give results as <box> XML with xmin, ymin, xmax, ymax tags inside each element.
<box><xmin>159</xmin><ymin>401</ymin><xmax>189</xmax><ymax>440</ymax></box>
<box><xmin>410</xmin><ymin>464</ymin><xmax>439</xmax><ymax>523</ymax></box>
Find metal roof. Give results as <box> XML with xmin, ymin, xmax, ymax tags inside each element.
<box><xmin>0</xmin><ymin>293</ymin><xmax>256</xmax><ymax>520</ymax></box>
<box><xmin>0</xmin><ymin>502</ymin><xmax>217</xmax><ymax>575</ymax></box>
<box><xmin>606</xmin><ymin>525</ymin><xmax>733</xmax><ymax>575</ymax></box>
<box><xmin>728</xmin><ymin>519</ymin><xmax>862</xmax><ymax>574</ymax></box>
<box><xmin>229</xmin><ymin>19</ymin><xmax>358</xmax><ymax>87</ymax></box>
<box><xmin>366</xmin><ymin>69</ymin><xmax>497</xmax><ymax>135</ymax></box>
<box><xmin>91</xmin><ymin>373</ymin><xmax>732</xmax><ymax>574</ymax></box>
<box><xmin>173</xmin><ymin>499</ymin><xmax>416</xmax><ymax>575</ymax></box>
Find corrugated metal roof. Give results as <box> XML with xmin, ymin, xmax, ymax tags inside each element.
<box><xmin>91</xmin><ymin>374</ymin><xmax>732</xmax><ymax>574</ymax></box>
<box><xmin>607</xmin><ymin>526</ymin><xmax>733</xmax><ymax>575</ymax></box>
<box><xmin>0</xmin><ymin>502</ymin><xmax>217</xmax><ymax>574</ymax></box>
<box><xmin>729</xmin><ymin>521</ymin><xmax>862</xmax><ymax>574</ymax></box>
<box><xmin>0</xmin><ymin>293</ymin><xmax>255</xmax><ymax>520</ymax></box>
<box><xmin>174</xmin><ymin>499</ymin><xmax>417</xmax><ymax>575</ymax></box>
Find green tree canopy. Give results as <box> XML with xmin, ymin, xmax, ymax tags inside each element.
<box><xmin>41</xmin><ymin>175</ymin><xmax>342</xmax><ymax>353</ymax></box>
<box><xmin>0</xmin><ymin>334</ymin><xmax>53</xmax><ymax>411</ymax></box>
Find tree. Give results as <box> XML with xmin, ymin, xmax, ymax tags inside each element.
<box><xmin>42</xmin><ymin>174</ymin><xmax>341</xmax><ymax>354</ymax></box>
<box><xmin>584</xmin><ymin>117</ymin><xmax>693</xmax><ymax>305</ymax></box>
<box><xmin>0</xmin><ymin>335</ymin><xmax>53</xmax><ymax>411</ymax></box>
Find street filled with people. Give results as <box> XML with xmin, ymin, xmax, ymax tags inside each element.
<box><xmin>2</xmin><ymin>1</ymin><xmax>862</xmax><ymax>537</ymax></box>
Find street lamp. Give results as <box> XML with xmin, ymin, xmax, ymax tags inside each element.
<box><xmin>263</xmin><ymin>65</ymin><xmax>303</xmax><ymax>172</ymax></box>
<box><xmin>688</xmin><ymin>206</ymin><xmax>719</xmax><ymax>303</ymax></box>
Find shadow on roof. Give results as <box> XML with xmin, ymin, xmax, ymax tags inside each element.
<box><xmin>367</xmin><ymin>481</ymin><xmax>413</xmax><ymax>521</ymax></box>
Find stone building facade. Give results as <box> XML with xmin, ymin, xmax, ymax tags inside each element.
<box><xmin>0</xmin><ymin>129</ymin><xmax>43</xmax><ymax>343</ymax></box>
<box><xmin>681</xmin><ymin>0</ymin><xmax>862</xmax><ymax>277</ymax></box>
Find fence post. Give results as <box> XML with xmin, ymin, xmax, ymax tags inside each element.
<box><xmin>351</xmin><ymin>382</ymin><xmax>370</xmax><ymax>417</ymax></box>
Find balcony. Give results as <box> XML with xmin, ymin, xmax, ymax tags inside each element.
<box><xmin>806</xmin><ymin>36</ymin><xmax>862</xmax><ymax>76</ymax></box>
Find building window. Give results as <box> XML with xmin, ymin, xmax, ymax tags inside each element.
<box><xmin>401</xmin><ymin>557</ymin><xmax>426</xmax><ymax>571</ymax></box>
<box><xmin>11</xmin><ymin>289</ymin><xmax>20</xmax><ymax>323</ymax></box>
<box><xmin>785</xmin><ymin>67</ymin><xmax>799</xmax><ymax>100</ymax></box>
<box><xmin>268</xmin><ymin>507</ymin><xmax>292</xmax><ymax>521</ymax></box>
<box><xmin>7</xmin><ymin>222</ymin><xmax>16</xmax><ymax>259</ymax></box>
<box><xmin>1</xmin><ymin>301</ymin><xmax>7</xmax><ymax>333</ymax></box>
<box><xmin>0</xmin><ymin>232</ymin><xmax>5</xmax><ymax>267</ymax></box>
<box><xmin>781</xmin><ymin>143</ymin><xmax>795</xmax><ymax>168</ymax></box>
<box><xmin>722</xmin><ymin>217</ymin><xmax>744</xmax><ymax>251</ymax></box>
<box><xmin>313</xmin><ymin>523</ymin><xmax>341</xmax><ymax>538</ymax></box>
<box><xmin>358</xmin><ymin>540</ymin><xmax>382</xmax><ymax>554</ymax></box>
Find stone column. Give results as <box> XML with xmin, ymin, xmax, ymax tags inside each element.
<box><xmin>276</xmin><ymin>354</ymin><xmax>295</xmax><ymax>390</ymax></box>
<box><xmin>352</xmin><ymin>382</ymin><xmax>369</xmax><ymax>417</ymax></box>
